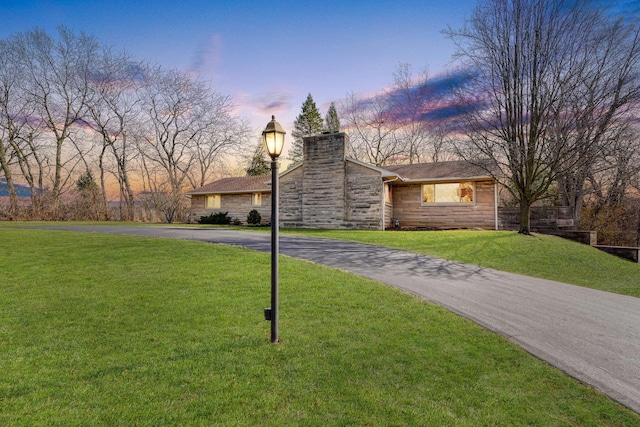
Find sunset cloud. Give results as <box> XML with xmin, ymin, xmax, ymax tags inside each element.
<box><xmin>189</xmin><ymin>33</ymin><xmax>223</xmax><ymax>78</ymax></box>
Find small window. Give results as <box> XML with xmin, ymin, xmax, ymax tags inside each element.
<box><xmin>206</xmin><ymin>194</ymin><xmax>221</xmax><ymax>209</ymax></box>
<box><xmin>384</xmin><ymin>184</ymin><xmax>392</xmax><ymax>203</ymax></box>
<box><xmin>422</xmin><ymin>182</ymin><xmax>474</xmax><ymax>204</ymax></box>
<box><xmin>252</xmin><ymin>193</ymin><xmax>262</xmax><ymax>206</ymax></box>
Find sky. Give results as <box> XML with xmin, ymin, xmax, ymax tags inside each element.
<box><xmin>0</xmin><ymin>0</ymin><xmax>476</xmax><ymax>147</ymax></box>
<box><xmin>0</xmin><ymin>0</ymin><xmax>638</xmax><ymax>155</ymax></box>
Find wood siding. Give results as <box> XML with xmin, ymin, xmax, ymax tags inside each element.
<box><xmin>392</xmin><ymin>180</ymin><xmax>496</xmax><ymax>229</ymax></box>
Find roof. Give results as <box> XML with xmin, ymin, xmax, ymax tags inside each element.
<box><xmin>346</xmin><ymin>157</ymin><xmax>400</xmax><ymax>178</ymax></box>
<box><xmin>186</xmin><ymin>175</ymin><xmax>271</xmax><ymax>195</ymax></box>
<box><xmin>384</xmin><ymin>160</ymin><xmax>494</xmax><ymax>182</ymax></box>
<box><xmin>187</xmin><ymin>160</ymin><xmax>495</xmax><ymax>195</ymax></box>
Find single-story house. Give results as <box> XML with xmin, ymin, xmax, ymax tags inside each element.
<box><xmin>187</xmin><ymin>132</ymin><xmax>499</xmax><ymax>230</ymax></box>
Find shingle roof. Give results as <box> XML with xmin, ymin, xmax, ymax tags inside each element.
<box><xmin>384</xmin><ymin>160</ymin><xmax>494</xmax><ymax>181</ymax></box>
<box><xmin>187</xmin><ymin>160</ymin><xmax>494</xmax><ymax>195</ymax></box>
<box><xmin>186</xmin><ymin>175</ymin><xmax>271</xmax><ymax>195</ymax></box>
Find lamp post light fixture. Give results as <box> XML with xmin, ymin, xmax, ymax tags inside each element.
<box><xmin>262</xmin><ymin>115</ymin><xmax>285</xmax><ymax>343</ymax></box>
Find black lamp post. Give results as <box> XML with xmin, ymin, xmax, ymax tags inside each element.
<box><xmin>262</xmin><ymin>115</ymin><xmax>285</xmax><ymax>343</ymax></box>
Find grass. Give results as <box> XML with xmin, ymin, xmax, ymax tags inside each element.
<box><xmin>1</xmin><ymin>227</ymin><xmax>639</xmax><ymax>425</ymax></box>
<box><xmin>276</xmin><ymin>228</ymin><xmax>640</xmax><ymax>298</ymax></box>
<box><xmin>5</xmin><ymin>221</ymin><xmax>640</xmax><ymax>296</ymax></box>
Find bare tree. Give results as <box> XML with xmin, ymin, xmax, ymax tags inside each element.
<box><xmin>86</xmin><ymin>50</ymin><xmax>144</xmax><ymax>220</ymax></box>
<box><xmin>1</xmin><ymin>27</ymin><xmax>252</xmax><ymax>221</ymax></box>
<box><xmin>0</xmin><ymin>35</ymin><xmax>48</xmax><ymax>219</ymax></box>
<box><xmin>0</xmin><ymin>39</ymin><xmax>21</xmax><ymax>219</ymax></box>
<box><xmin>445</xmin><ymin>0</ymin><xmax>640</xmax><ymax>234</ymax></box>
<box><xmin>189</xmin><ymin>107</ymin><xmax>252</xmax><ymax>189</ymax></box>
<box><xmin>13</xmin><ymin>27</ymin><xmax>100</xmax><ymax>218</ymax></box>
<box><xmin>136</xmin><ymin>65</ymin><xmax>248</xmax><ymax>222</ymax></box>
<box><xmin>553</xmin><ymin>17</ymin><xmax>640</xmax><ymax>228</ymax></box>
<box><xmin>340</xmin><ymin>64</ymin><xmax>461</xmax><ymax>165</ymax></box>
<box><xmin>137</xmin><ymin>66</ymin><xmax>200</xmax><ymax>200</ymax></box>
<box><xmin>340</xmin><ymin>91</ymin><xmax>404</xmax><ymax>166</ymax></box>
<box><xmin>386</xmin><ymin>63</ymin><xmax>434</xmax><ymax>164</ymax></box>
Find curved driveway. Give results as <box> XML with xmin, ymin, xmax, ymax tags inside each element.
<box><xmin>38</xmin><ymin>226</ymin><xmax>640</xmax><ymax>413</ymax></box>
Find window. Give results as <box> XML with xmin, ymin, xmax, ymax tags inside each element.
<box><xmin>206</xmin><ymin>194</ymin><xmax>221</xmax><ymax>209</ymax></box>
<box><xmin>422</xmin><ymin>182</ymin><xmax>474</xmax><ymax>204</ymax></box>
<box><xmin>384</xmin><ymin>184</ymin><xmax>392</xmax><ymax>204</ymax></box>
<box><xmin>252</xmin><ymin>193</ymin><xmax>262</xmax><ymax>206</ymax></box>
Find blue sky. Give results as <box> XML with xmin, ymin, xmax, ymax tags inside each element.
<box><xmin>0</xmin><ymin>0</ymin><xmax>637</xmax><ymax>142</ymax></box>
<box><xmin>0</xmin><ymin>0</ymin><xmax>477</xmax><ymax>135</ymax></box>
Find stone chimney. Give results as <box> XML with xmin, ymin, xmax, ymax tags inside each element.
<box><xmin>302</xmin><ymin>133</ymin><xmax>349</xmax><ymax>227</ymax></box>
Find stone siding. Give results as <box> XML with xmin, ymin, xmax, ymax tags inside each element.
<box><xmin>392</xmin><ymin>180</ymin><xmax>496</xmax><ymax>229</ymax></box>
<box><xmin>345</xmin><ymin>161</ymin><xmax>383</xmax><ymax>229</ymax></box>
<box><xmin>190</xmin><ymin>193</ymin><xmax>271</xmax><ymax>224</ymax></box>
<box><xmin>280</xmin><ymin>166</ymin><xmax>303</xmax><ymax>224</ymax></box>
<box><xmin>278</xmin><ymin>133</ymin><xmax>385</xmax><ymax>230</ymax></box>
<box><xmin>300</xmin><ymin>133</ymin><xmax>347</xmax><ymax>228</ymax></box>
<box><xmin>189</xmin><ymin>132</ymin><xmax>501</xmax><ymax>231</ymax></box>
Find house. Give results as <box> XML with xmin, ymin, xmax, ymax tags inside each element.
<box><xmin>186</xmin><ymin>132</ymin><xmax>499</xmax><ymax>230</ymax></box>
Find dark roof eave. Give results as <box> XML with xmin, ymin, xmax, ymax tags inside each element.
<box><xmin>186</xmin><ymin>188</ymin><xmax>271</xmax><ymax>195</ymax></box>
<box><xmin>398</xmin><ymin>176</ymin><xmax>495</xmax><ymax>183</ymax></box>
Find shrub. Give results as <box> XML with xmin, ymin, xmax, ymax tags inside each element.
<box><xmin>247</xmin><ymin>209</ymin><xmax>262</xmax><ymax>225</ymax></box>
<box><xmin>198</xmin><ymin>211</ymin><xmax>231</xmax><ymax>224</ymax></box>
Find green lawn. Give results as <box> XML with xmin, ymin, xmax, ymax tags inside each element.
<box><xmin>1</xmin><ymin>227</ymin><xmax>639</xmax><ymax>425</ymax></box>
<box><xmin>278</xmin><ymin>229</ymin><xmax>640</xmax><ymax>298</ymax></box>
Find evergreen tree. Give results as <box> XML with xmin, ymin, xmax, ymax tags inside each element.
<box><xmin>324</xmin><ymin>102</ymin><xmax>340</xmax><ymax>133</ymax></box>
<box><xmin>289</xmin><ymin>93</ymin><xmax>324</xmax><ymax>163</ymax></box>
<box><xmin>73</xmin><ymin>171</ymin><xmax>104</xmax><ymax>220</ymax></box>
<box><xmin>246</xmin><ymin>140</ymin><xmax>271</xmax><ymax>176</ymax></box>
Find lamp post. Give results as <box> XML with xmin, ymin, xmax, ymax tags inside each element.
<box><xmin>262</xmin><ymin>115</ymin><xmax>285</xmax><ymax>343</ymax></box>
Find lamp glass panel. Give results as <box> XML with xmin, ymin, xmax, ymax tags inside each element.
<box><xmin>264</xmin><ymin>131</ymin><xmax>285</xmax><ymax>158</ymax></box>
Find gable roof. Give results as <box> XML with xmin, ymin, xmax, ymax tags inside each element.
<box><xmin>346</xmin><ymin>157</ymin><xmax>400</xmax><ymax>178</ymax></box>
<box><xmin>384</xmin><ymin>160</ymin><xmax>494</xmax><ymax>182</ymax></box>
<box><xmin>187</xmin><ymin>160</ymin><xmax>495</xmax><ymax>195</ymax></box>
<box><xmin>186</xmin><ymin>175</ymin><xmax>271</xmax><ymax>195</ymax></box>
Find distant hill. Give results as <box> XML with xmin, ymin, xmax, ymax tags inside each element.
<box><xmin>0</xmin><ymin>180</ymin><xmax>35</xmax><ymax>197</ymax></box>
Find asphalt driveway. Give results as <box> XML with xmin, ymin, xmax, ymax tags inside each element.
<box><xmin>32</xmin><ymin>225</ymin><xmax>640</xmax><ymax>413</ymax></box>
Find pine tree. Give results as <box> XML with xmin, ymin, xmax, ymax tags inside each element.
<box><xmin>324</xmin><ymin>102</ymin><xmax>340</xmax><ymax>133</ymax></box>
<box><xmin>246</xmin><ymin>140</ymin><xmax>271</xmax><ymax>176</ymax></box>
<box><xmin>289</xmin><ymin>93</ymin><xmax>324</xmax><ymax>163</ymax></box>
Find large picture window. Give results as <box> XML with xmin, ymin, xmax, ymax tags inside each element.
<box><xmin>206</xmin><ymin>194</ymin><xmax>221</xmax><ymax>209</ymax></box>
<box><xmin>422</xmin><ymin>182</ymin><xmax>474</xmax><ymax>204</ymax></box>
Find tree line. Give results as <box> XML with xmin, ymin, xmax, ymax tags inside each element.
<box><xmin>0</xmin><ymin>27</ymin><xmax>251</xmax><ymax>221</ymax></box>
<box><xmin>3</xmin><ymin>0</ymin><xmax>640</xmax><ymax>243</ymax></box>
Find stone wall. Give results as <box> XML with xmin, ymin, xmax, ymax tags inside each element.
<box><xmin>301</xmin><ymin>133</ymin><xmax>347</xmax><ymax>228</ymax></box>
<box><xmin>594</xmin><ymin>245</ymin><xmax>640</xmax><ymax>263</ymax></box>
<box><xmin>345</xmin><ymin>161</ymin><xmax>383</xmax><ymax>229</ymax></box>
<box><xmin>279</xmin><ymin>133</ymin><xmax>385</xmax><ymax>230</ymax></box>
<box><xmin>189</xmin><ymin>193</ymin><xmax>271</xmax><ymax>224</ymax></box>
<box><xmin>279</xmin><ymin>165</ymin><xmax>303</xmax><ymax>224</ymax></box>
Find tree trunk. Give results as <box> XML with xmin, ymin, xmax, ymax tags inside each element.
<box><xmin>98</xmin><ymin>146</ymin><xmax>110</xmax><ymax>221</ymax></box>
<box><xmin>518</xmin><ymin>199</ymin><xmax>532</xmax><ymax>235</ymax></box>
<box><xmin>0</xmin><ymin>142</ymin><xmax>17</xmax><ymax>219</ymax></box>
